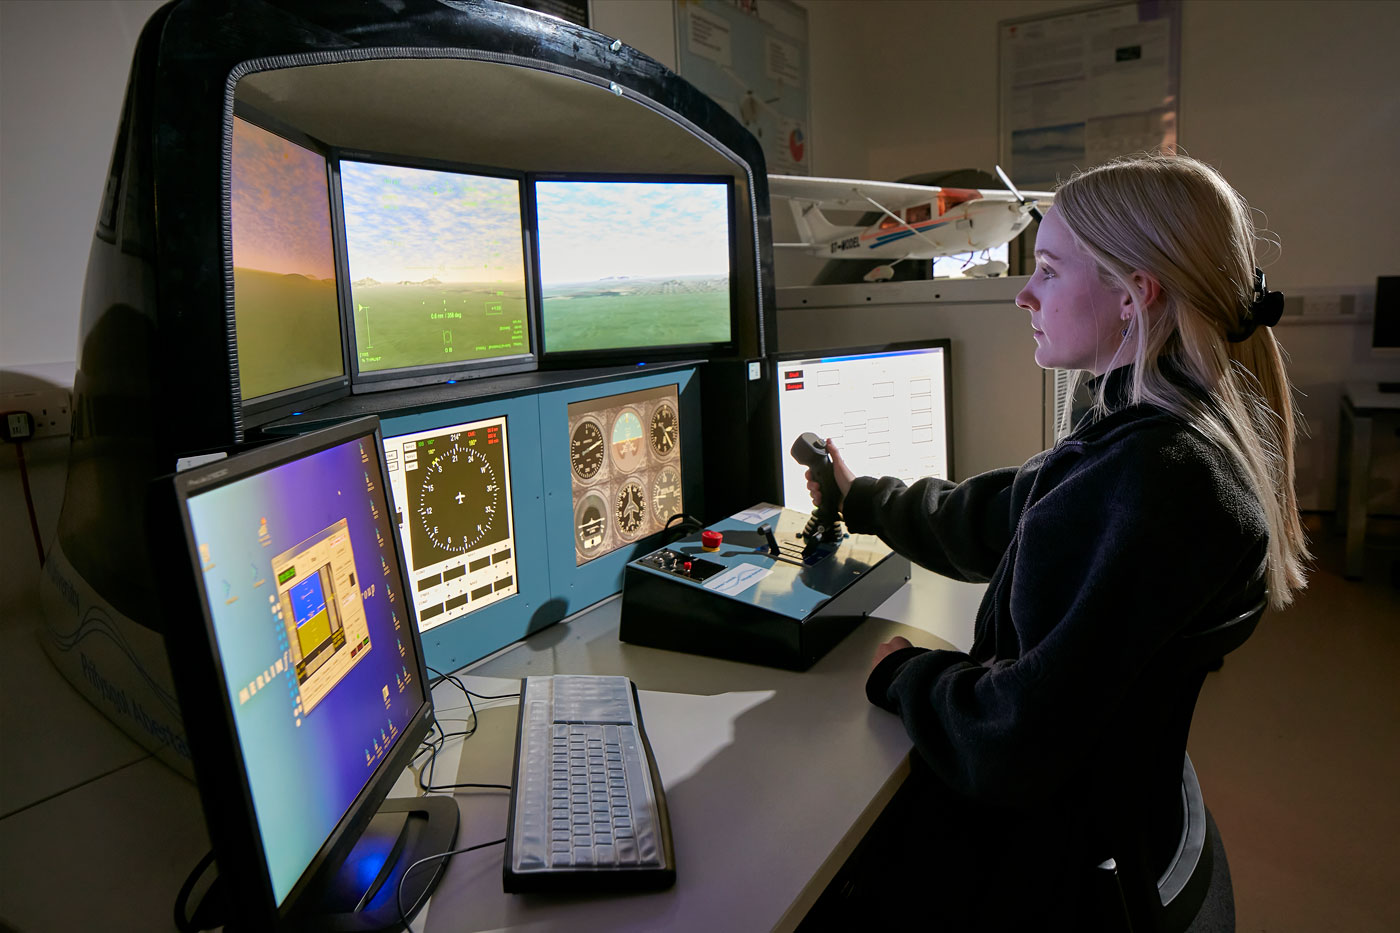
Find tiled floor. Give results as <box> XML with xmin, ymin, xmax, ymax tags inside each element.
<box><xmin>1187</xmin><ymin>517</ymin><xmax>1400</xmax><ymax>932</ymax></box>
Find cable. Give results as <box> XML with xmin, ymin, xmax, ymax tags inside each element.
<box><xmin>396</xmin><ymin>836</ymin><xmax>507</xmax><ymax>933</ymax></box>
<box><xmin>172</xmin><ymin>849</ymin><xmax>222</xmax><ymax>933</ymax></box>
<box><xmin>1</xmin><ymin>411</ymin><xmax>45</xmax><ymax>566</ymax></box>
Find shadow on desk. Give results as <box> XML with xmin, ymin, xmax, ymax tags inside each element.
<box><xmin>422</xmin><ymin>602</ymin><xmax>954</xmax><ymax>933</ymax></box>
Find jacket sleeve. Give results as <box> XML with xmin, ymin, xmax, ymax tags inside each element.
<box><xmin>863</xmin><ymin>432</ymin><xmax>1267</xmax><ymax>807</ymax></box>
<box><xmin>841</xmin><ymin>465</ymin><xmax>1022</xmax><ymax>583</ymax></box>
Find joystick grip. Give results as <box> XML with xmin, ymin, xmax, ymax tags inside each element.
<box><xmin>790</xmin><ymin>432</ymin><xmax>839</xmax><ymax>526</ymax></box>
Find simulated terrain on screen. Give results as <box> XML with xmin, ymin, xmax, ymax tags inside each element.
<box><xmin>535</xmin><ymin>180</ymin><xmax>732</xmax><ymax>353</ymax></box>
<box><xmin>230</xmin><ymin>117</ymin><xmax>344</xmax><ymax>401</ymax></box>
<box><xmin>339</xmin><ymin>161</ymin><xmax>530</xmax><ymax>373</ymax></box>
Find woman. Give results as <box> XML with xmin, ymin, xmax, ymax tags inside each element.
<box><xmin>808</xmin><ymin>154</ymin><xmax>1307</xmax><ymax>927</ymax></box>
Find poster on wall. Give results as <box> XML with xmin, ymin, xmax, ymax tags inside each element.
<box><xmin>998</xmin><ymin>0</ymin><xmax>1181</xmax><ymax>189</ymax></box>
<box><xmin>674</xmin><ymin>0</ymin><xmax>811</xmax><ymax>175</ymax></box>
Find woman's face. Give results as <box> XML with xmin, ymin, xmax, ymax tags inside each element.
<box><xmin>1015</xmin><ymin>207</ymin><xmax>1132</xmax><ymax>376</ymax></box>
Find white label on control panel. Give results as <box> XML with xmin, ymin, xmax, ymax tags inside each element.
<box><xmin>703</xmin><ymin>562</ymin><xmax>772</xmax><ymax>596</ymax></box>
<box><xmin>748</xmin><ymin>361</ymin><xmax>762</xmax><ymax>381</ymax></box>
<box><xmin>731</xmin><ymin>504</ymin><xmax>782</xmax><ymax>525</ymax></box>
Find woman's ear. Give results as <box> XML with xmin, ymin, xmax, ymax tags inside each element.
<box><xmin>1126</xmin><ymin>270</ymin><xmax>1162</xmax><ymax>313</ymax></box>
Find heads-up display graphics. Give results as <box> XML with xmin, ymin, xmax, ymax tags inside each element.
<box><xmin>230</xmin><ymin>116</ymin><xmax>344</xmax><ymax>401</ymax></box>
<box><xmin>383</xmin><ymin>417</ymin><xmax>518</xmax><ymax>631</ymax></box>
<box><xmin>568</xmin><ymin>384</ymin><xmax>682</xmax><ymax>565</ymax></box>
<box><xmin>338</xmin><ymin>160</ymin><xmax>529</xmax><ymax>374</ymax></box>
<box><xmin>535</xmin><ymin>179</ymin><xmax>732</xmax><ymax>353</ymax></box>
<box><xmin>183</xmin><ymin>434</ymin><xmax>423</xmax><ymax>906</ymax></box>
<box><xmin>777</xmin><ymin>347</ymin><xmax>951</xmax><ymax>509</ymax></box>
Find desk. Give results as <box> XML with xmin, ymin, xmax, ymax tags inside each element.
<box><xmin>0</xmin><ymin>567</ymin><xmax>985</xmax><ymax>933</ymax></box>
<box><xmin>1337</xmin><ymin>382</ymin><xmax>1400</xmax><ymax>579</ymax></box>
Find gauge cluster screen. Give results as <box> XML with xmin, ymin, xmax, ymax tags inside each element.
<box><xmin>567</xmin><ymin>384</ymin><xmax>683</xmax><ymax>565</ymax></box>
<box><xmin>383</xmin><ymin>416</ymin><xmax>518</xmax><ymax>631</ymax></box>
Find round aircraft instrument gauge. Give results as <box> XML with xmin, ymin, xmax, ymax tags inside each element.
<box><xmin>649</xmin><ymin>402</ymin><xmax>678</xmax><ymax>458</ymax></box>
<box><xmin>610</xmin><ymin>409</ymin><xmax>645</xmax><ymax>473</ymax></box>
<box><xmin>416</xmin><ymin>442</ymin><xmax>499</xmax><ymax>555</ymax></box>
<box><xmin>574</xmin><ymin>492</ymin><xmax>608</xmax><ymax>557</ymax></box>
<box><xmin>651</xmin><ymin>467</ymin><xmax>681</xmax><ymax>524</ymax></box>
<box><xmin>614</xmin><ymin>479</ymin><xmax>647</xmax><ymax>538</ymax></box>
<box><xmin>569</xmin><ymin>418</ymin><xmax>605</xmax><ymax>480</ymax></box>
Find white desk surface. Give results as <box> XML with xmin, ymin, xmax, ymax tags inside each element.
<box><xmin>1344</xmin><ymin>381</ymin><xmax>1400</xmax><ymax>411</ymax></box>
<box><xmin>0</xmin><ymin>567</ymin><xmax>985</xmax><ymax>933</ymax></box>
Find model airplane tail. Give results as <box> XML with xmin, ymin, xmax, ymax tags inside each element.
<box><xmin>785</xmin><ymin>198</ymin><xmax>860</xmax><ymax>248</ymax></box>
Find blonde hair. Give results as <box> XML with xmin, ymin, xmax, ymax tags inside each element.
<box><xmin>1053</xmin><ymin>154</ymin><xmax>1308</xmax><ymax>609</ymax></box>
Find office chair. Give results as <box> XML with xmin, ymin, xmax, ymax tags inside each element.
<box><xmin>1092</xmin><ymin>597</ymin><xmax>1267</xmax><ymax>933</ymax></box>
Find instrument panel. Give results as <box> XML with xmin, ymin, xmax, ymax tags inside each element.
<box><xmin>567</xmin><ymin>383</ymin><xmax>683</xmax><ymax>565</ymax></box>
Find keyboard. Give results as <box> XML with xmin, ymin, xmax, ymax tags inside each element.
<box><xmin>503</xmin><ymin>674</ymin><xmax>676</xmax><ymax>893</ymax></box>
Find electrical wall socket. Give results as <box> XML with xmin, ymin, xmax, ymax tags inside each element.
<box><xmin>0</xmin><ymin>388</ymin><xmax>72</xmax><ymax>439</ymax></box>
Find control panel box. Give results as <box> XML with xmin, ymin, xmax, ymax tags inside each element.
<box><xmin>618</xmin><ymin>505</ymin><xmax>910</xmax><ymax>670</ymax></box>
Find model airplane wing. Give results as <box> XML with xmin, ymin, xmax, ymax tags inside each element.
<box><xmin>768</xmin><ymin>173</ymin><xmax>1054</xmax><ymax>214</ymax></box>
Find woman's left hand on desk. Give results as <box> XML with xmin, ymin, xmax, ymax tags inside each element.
<box><xmin>872</xmin><ymin>636</ymin><xmax>913</xmax><ymax>672</ymax></box>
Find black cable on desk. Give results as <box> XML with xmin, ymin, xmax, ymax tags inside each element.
<box><xmin>396</xmin><ymin>836</ymin><xmax>507</xmax><ymax>933</ymax></box>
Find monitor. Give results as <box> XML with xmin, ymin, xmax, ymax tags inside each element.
<box><xmin>776</xmin><ymin>341</ymin><xmax>953</xmax><ymax>510</ymax></box>
<box><xmin>382</xmin><ymin>416</ymin><xmax>520</xmax><ymax>633</ymax></box>
<box><xmin>336</xmin><ymin>155</ymin><xmax>534</xmax><ymax>389</ymax></box>
<box><xmin>162</xmin><ymin>417</ymin><xmax>456</xmax><ymax>931</ymax></box>
<box><xmin>230</xmin><ymin>112</ymin><xmax>347</xmax><ymax>413</ymax></box>
<box><xmin>567</xmin><ymin>383</ymin><xmax>685</xmax><ymax>564</ymax></box>
<box><xmin>533</xmin><ymin>175</ymin><xmax>734</xmax><ymax>356</ymax></box>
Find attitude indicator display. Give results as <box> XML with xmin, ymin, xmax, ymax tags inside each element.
<box><xmin>383</xmin><ymin>416</ymin><xmax>518</xmax><ymax>632</ymax></box>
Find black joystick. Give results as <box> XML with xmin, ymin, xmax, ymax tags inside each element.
<box><xmin>789</xmin><ymin>432</ymin><xmax>844</xmax><ymax>544</ymax></box>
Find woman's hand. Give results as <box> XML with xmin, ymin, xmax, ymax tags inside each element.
<box><xmin>804</xmin><ymin>438</ymin><xmax>857</xmax><ymax>509</ymax></box>
<box><xmin>871</xmin><ymin>635</ymin><xmax>913</xmax><ymax>672</ymax></box>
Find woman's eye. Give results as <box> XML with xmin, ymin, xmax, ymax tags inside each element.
<box><xmin>1038</xmin><ymin>265</ymin><xmax>1054</xmax><ymax>279</ymax></box>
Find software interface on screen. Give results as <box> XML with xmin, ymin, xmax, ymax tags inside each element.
<box><xmin>230</xmin><ymin>115</ymin><xmax>345</xmax><ymax>401</ymax></box>
<box><xmin>183</xmin><ymin>434</ymin><xmax>424</xmax><ymax>906</ymax></box>
<box><xmin>535</xmin><ymin>179</ymin><xmax>731</xmax><ymax>353</ymax></box>
<box><xmin>383</xmin><ymin>417</ymin><xmax>518</xmax><ymax>631</ymax></box>
<box><xmin>338</xmin><ymin>160</ymin><xmax>530</xmax><ymax>374</ymax></box>
<box><xmin>567</xmin><ymin>384</ymin><xmax>683</xmax><ymax>565</ymax></box>
<box><xmin>777</xmin><ymin>347</ymin><xmax>950</xmax><ymax>510</ymax></box>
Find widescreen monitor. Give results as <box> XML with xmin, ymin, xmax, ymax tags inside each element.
<box><xmin>1374</xmin><ymin>275</ymin><xmax>1400</xmax><ymax>352</ymax></box>
<box><xmin>164</xmin><ymin>417</ymin><xmax>455</xmax><ymax>931</ymax></box>
<box><xmin>229</xmin><ymin>112</ymin><xmax>346</xmax><ymax>413</ymax></box>
<box><xmin>776</xmin><ymin>342</ymin><xmax>953</xmax><ymax>511</ymax></box>
<box><xmin>383</xmin><ymin>416</ymin><xmax>519</xmax><ymax>633</ymax></box>
<box><xmin>533</xmin><ymin>175</ymin><xmax>734</xmax><ymax>356</ymax></box>
<box><xmin>336</xmin><ymin>156</ymin><xmax>534</xmax><ymax>389</ymax></box>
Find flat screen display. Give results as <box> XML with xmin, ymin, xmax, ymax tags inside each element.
<box><xmin>534</xmin><ymin>178</ymin><xmax>732</xmax><ymax>354</ymax></box>
<box><xmin>230</xmin><ymin>115</ymin><xmax>345</xmax><ymax>402</ymax></box>
<box><xmin>383</xmin><ymin>417</ymin><xmax>519</xmax><ymax>631</ymax></box>
<box><xmin>566</xmin><ymin>384</ymin><xmax>683</xmax><ymax>564</ymax></box>
<box><xmin>338</xmin><ymin>160</ymin><xmax>530</xmax><ymax>375</ymax></box>
<box><xmin>777</xmin><ymin>345</ymin><xmax>952</xmax><ymax>510</ymax></box>
<box><xmin>181</xmin><ymin>431</ymin><xmax>426</xmax><ymax>906</ymax></box>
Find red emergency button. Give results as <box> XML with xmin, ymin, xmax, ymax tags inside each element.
<box><xmin>701</xmin><ymin>530</ymin><xmax>722</xmax><ymax>552</ymax></box>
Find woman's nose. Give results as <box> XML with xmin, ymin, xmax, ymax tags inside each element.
<box><xmin>1015</xmin><ymin>285</ymin><xmax>1037</xmax><ymax>312</ymax></box>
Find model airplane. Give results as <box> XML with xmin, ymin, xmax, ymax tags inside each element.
<box><xmin>769</xmin><ymin>166</ymin><xmax>1053</xmax><ymax>281</ymax></box>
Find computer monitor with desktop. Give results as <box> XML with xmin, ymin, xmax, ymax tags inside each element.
<box><xmin>160</xmin><ymin>417</ymin><xmax>456</xmax><ymax>931</ymax></box>
<box><xmin>775</xmin><ymin>340</ymin><xmax>954</xmax><ymax>509</ymax></box>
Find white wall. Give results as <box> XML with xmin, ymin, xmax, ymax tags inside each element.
<box><xmin>0</xmin><ymin>0</ymin><xmax>167</xmax><ymax>372</ymax></box>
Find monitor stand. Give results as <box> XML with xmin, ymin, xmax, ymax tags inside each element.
<box><xmin>299</xmin><ymin>795</ymin><xmax>460</xmax><ymax>932</ymax></box>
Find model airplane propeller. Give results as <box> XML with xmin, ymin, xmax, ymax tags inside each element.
<box><xmin>769</xmin><ymin>167</ymin><xmax>1053</xmax><ymax>282</ymax></box>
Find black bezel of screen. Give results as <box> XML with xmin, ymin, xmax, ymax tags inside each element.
<box><xmin>529</xmin><ymin>172</ymin><xmax>738</xmax><ymax>366</ymax></box>
<box><xmin>771</xmin><ymin>338</ymin><xmax>956</xmax><ymax>493</ymax></box>
<box><xmin>160</xmin><ymin>416</ymin><xmax>437</xmax><ymax>929</ymax></box>
<box><xmin>229</xmin><ymin>103</ymin><xmax>353</xmax><ymax>429</ymax></box>
<box><xmin>331</xmin><ymin>150</ymin><xmax>539</xmax><ymax>393</ymax></box>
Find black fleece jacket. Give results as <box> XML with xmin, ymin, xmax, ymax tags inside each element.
<box><xmin>849</xmin><ymin>366</ymin><xmax>1268</xmax><ymax>811</ymax></box>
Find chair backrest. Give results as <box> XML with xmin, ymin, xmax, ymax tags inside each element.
<box><xmin>1094</xmin><ymin>595</ymin><xmax>1267</xmax><ymax>933</ymax></box>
